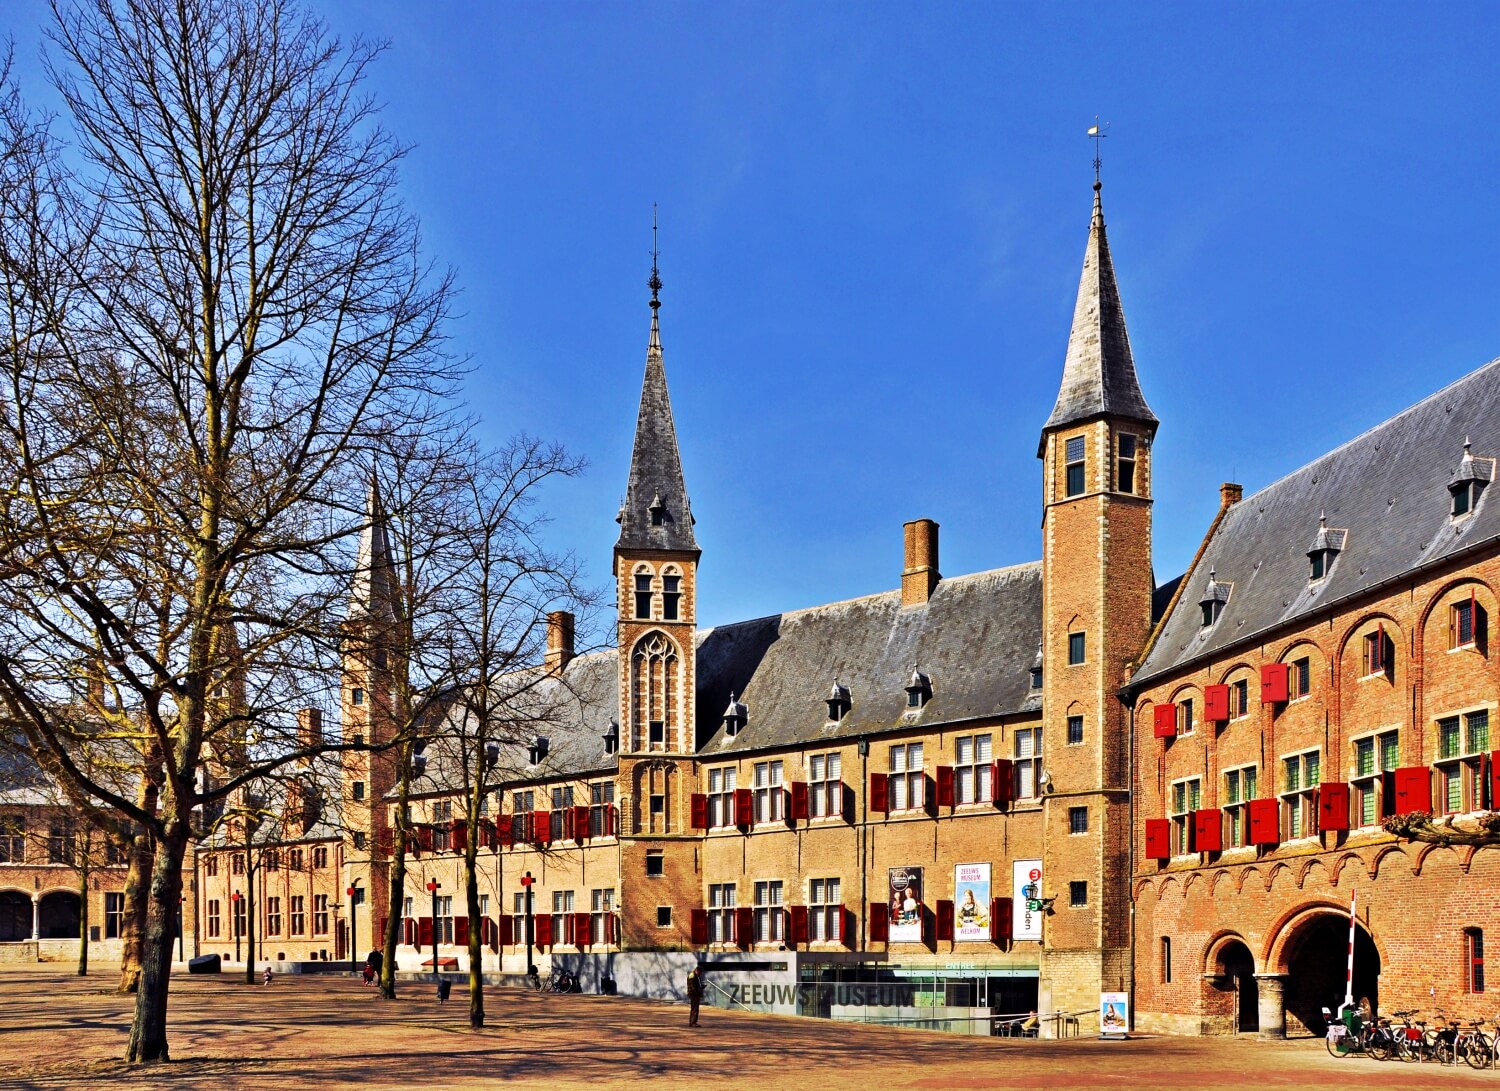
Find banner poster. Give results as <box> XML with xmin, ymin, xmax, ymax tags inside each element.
<box><xmin>1100</xmin><ymin>992</ymin><xmax>1130</xmax><ymax>1038</ymax></box>
<box><xmin>1011</xmin><ymin>859</ymin><xmax>1043</xmax><ymax>941</ymax></box>
<box><xmin>887</xmin><ymin>866</ymin><xmax>924</xmax><ymax>942</ymax></box>
<box><xmin>953</xmin><ymin>863</ymin><xmax>991</xmax><ymax>941</ymax></box>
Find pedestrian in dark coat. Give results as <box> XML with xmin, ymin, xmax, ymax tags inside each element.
<box><xmin>686</xmin><ymin>967</ymin><xmax>703</xmax><ymax>1027</ymax></box>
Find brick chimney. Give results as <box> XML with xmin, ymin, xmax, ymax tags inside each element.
<box><xmin>901</xmin><ymin>519</ymin><xmax>941</xmax><ymax>606</ymax></box>
<box><xmin>1220</xmin><ymin>482</ymin><xmax>1243</xmax><ymax>509</ymax></box>
<box><xmin>297</xmin><ymin>707</ymin><xmax>323</xmax><ymax>751</ymax></box>
<box><xmin>545</xmin><ymin>610</ymin><xmax>575</xmax><ymax>672</ymax></box>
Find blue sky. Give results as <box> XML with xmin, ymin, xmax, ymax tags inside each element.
<box><xmin>7</xmin><ymin>2</ymin><xmax>1500</xmax><ymax>639</ymax></box>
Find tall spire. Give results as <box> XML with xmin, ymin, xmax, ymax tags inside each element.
<box><xmin>616</xmin><ymin>216</ymin><xmax>697</xmax><ymax>554</ymax></box>
<box><xmin>1041</xmin><ymin>179</ymin><xmax>1157</xmax><ymax>445</ymax></box>
<box><xmin>349</xmin><ymin>472</ymin><xmax>400</xmax><ymax>621</ymax></box>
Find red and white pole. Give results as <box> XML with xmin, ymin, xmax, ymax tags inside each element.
<box><xmin>1342</xmin><ymin>889</ymin><xmax>1357</xmax><ymax>1017</ymax></box>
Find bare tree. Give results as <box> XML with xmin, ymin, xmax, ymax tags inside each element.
<box><xmin>0</xmin><ymin>0</ymin><xmax>459</xmax><ymax>1063</ymax></box>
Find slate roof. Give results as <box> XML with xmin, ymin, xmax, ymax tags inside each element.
<box><xmin>403</xmin><ymin>562</ymin><xmax>1044</xmax><ymax>792</ymax></box>
<box><xmin>1042</xmin><ymin>183</ymin><xmax>1157</xmax><ymax>441</ymax></box>
<box><xmin>1135</xmin><ymin>357</ymin><xmax>1500</xmax><ymax>685</ymax></box>
<box><xmin>615</xmin><ymin>305</ymin><xmax>698</xmax><ymax>554</ymax></box>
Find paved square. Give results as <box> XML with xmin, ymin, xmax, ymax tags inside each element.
<box><xmin>0</xmin><ymin>967</ymin><xmax>1490</xmax><ymax>1089</ymax></box>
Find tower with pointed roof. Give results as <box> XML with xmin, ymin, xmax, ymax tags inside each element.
<box><xmin>1036</xmin><ymin>179</ymin><xmax>1157</xmax><ymax>1015</ymax></box>
<box><xmin>342</xmin><ymin>474</ymin><xmax>402</xmax><ymax>935</ymax></box>
<box><xmin>613</xmin><ymin>237</ymin><xmax>704</xmax><ymax>949</ymax></box>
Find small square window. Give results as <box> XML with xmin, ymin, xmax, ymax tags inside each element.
<box><xmin>352</xmin><ymin>781</ymin><xmax>364</xmax><ymax>801</ymax></box>
<box><xmin>1068</xmin><ymin>806</ymin><xmax>1088</xmax><ymax>834</ymax></box>
<box><xmin>351</xmin><ymin>687</ymin><xmax>364</xmax><ymax>706</ymax></box>
<box><xmin>352</xmin><ymin>832</ymin><xmax>366</xmax><ymax>850</ymax></box>
<box><xmin>645</xmin><ymin>851</ymin><xmax>664</xmax><ymax>877</ymax></box>
<box><xmin>657</xmin><ymin>906</ymin><xmax>673</xmax><ymax>927</ymax></box>
<box><xmin>649</xmin><ymin>721</ymin><xmax>665</xmax><ymax>747</ymax></box>
<box><xmin>1291</xmin><ymin>657</ymin><xmax>1311</xmax><ymax>698</ymax></box>
<box><xmin>1069</xmin><ymin>881</ymin><xmax>1087</xmax><ymax>907</ymax></box>
<box><xmin>1067</xmin><ymin>715</ymin><xmax>1084</xmax><ymax>745</ymax></box>
<box><xmin>649</xmin><ymin>794</ymin><xmax>665</xmax><ymax>815</ymax></box>
<box><xmin>1068</xmin><ymin>632</ymin><xmax>1086</xmax><ymax>665</ymax></box>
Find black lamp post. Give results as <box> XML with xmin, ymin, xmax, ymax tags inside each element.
<box><xmin>521</xmin><ymin>871</ymin><xmax>535</xmax><ymax>976</ymax></box>
<box><xmin>178</xmin><ymin>895</ymin><xmax>185</xmax><ymax>962</ymax></box>
<box><xmin>231</xmin><ymin>890</ymin><xmax>241</xmax><ymax>963</ymax></box>
<box><xmin>346</xmin><ymin>885</ymin><xmax>357</xmax><ymax>965</ymax></box>
<box><xmin>426</xmin><ymin>878</ymin><xmax>440</xmax><ymax>979</ymax></box>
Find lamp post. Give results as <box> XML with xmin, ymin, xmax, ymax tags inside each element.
<box><xmin>231</xmin><ymin>891</ymin><xmax>242</xmax><ymax>963</ymax></box>
<box><xmin>521</xmin><ymin>871</ymin><xmax>535</xmax><ymax>977</ymax></box>
<box><xmin>425</xmin><ymin>879</ymin><xmax>440</xmax><ymax>980</ymax></box>
<box><xmin>347</xmin><ymin>885</ymin><xmax>358</xmax><ymax>965</ymax></box>
<box><xmin>178</xmin><ymin>895</ymin><xmax>185</xmax><ymax>963</ymax></box>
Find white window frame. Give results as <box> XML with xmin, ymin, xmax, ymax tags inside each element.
<box><xmin>1168</xmin><ymin>776</ymin><xmax>1201</xmax><ymax>855</ymax></box>
<box><xmin>1350</xmin><ymin>728</ymin><xmax>1399</xmax><ymax>828</ymax></box>
<box><xmin>753</xmin><ymin>760</ymin><xmax>784</xmax><ymax>824</ymax></box>
<box><xmin>1222</xmin><ymin>764</ymin><xmax>1258</xmax><ymax>847</ymax></box>
<box><xmin>955</xmin><ymin>734</ymin><xmax>993</xmax><ymax>804</ymax></box>
<box><xmin>1014</xmin><ymin>728</ymin><xmax>1043</xmax><ymax>799</ymax></box>
<box><xmin>809</xmin><ymin>877</ymin><xmax>842</xmax><ymax>943</ymax></box>
<box><xmin>753</xmin><ymin>880</ymin><xmax>784</xmax><ymax>943</ymax></box>
<box><xmin>808</xmin><ymin>752</ymin><xmax>843</xmax><ymax>819</ymax></box>
<box><xmin>707</xmin><ymin>766</ymin><xmax>737</xmax><ymax>828</ymax></box>
<box><xmin>1434</xmin><ymin>708</ymin><xmax>1490</xmax><ymax>815</ymax></box>
<box><xmin>708</xmin><ymin>883</ymin><xmax>736</xmax><ymax>944</ymax></box>
<box><xmin>1279</xmin><ymin>748</ymin><xmax>1321</xmax><ymax>839</ymax></box>
<box><xmin>888</xmin><ymin>743</ymin><xmax>925</xmax><ymax>811</ymax></box>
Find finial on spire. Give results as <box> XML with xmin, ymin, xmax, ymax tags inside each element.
<box><xmin>648</xmin><ymin>203</ymin><xmax>662</xmax><ymax>312</ymax></box>
<box><xmin>1087</xmin><ymin>117</ymin><xmax>1108</xmax><ymax>185</ymax></box>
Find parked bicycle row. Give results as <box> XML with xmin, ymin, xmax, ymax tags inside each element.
<box><xmin>1324</xmin><ymin>1005</ymin><xmax>1500</xmax><ymax>1068</ymax></box>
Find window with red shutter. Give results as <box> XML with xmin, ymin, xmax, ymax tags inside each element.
<box><xmin>534</xmin><ymin>914</ymin><xmax>553</xmax><ymax>948</ymax></box>
<box><xmin>868</xmin><ymin>902</ymin><xmax>889</xmax><ymax>942</ymax></box>
<box><xmin>573</xmin><ymin>805</ymin><xmax>590</xmax><ymax>842</ymax></box>
<box><xmin>991</xmin><ymin>897</ymin><xmax>1013</xmax><ymax>944</ymax></box>
<box><xmin>992</xmin><ymin>760</ymin><xmax>1013</xmax><ymax>808</ymax></box>
<box><xmin>417</xmin><ymin>825</ymin><xmax>433</xmax><ymax>853</ymax></box>
<box><xmin>1490</xmin><ymin>751</ymin><xmax>1500</xmax><ymax>810</ymax></box>
<box><xmin>606</xmin><ymin>804</ymin><xmax>618</xmax><ymax>837</ymax></box>
<box><xmin>936</xmin><ymin>899</ymin><xmax>954</xmax><ymax>942</ymax></box>
<box><xmin>1192</xmin><ymin>809</ymin><xmax>1223</xmax><ymax>852</ymax></box>
<box><xmin>734</xmin><ymin>788</ymin><xmax>753</xmax><ymax>827</ymax></box>
<box><xmin>789</xmin><ymin>905</ymin><xmax>808</xmax><ymax>946</ymax></box>
<box><xmin>534</xmin><ymin>811</ymin><xmax>552</xmax><ymax>845</ymax></box>
<box><xmin>1204</xmin><ymin>684</ymin><xmax>1230</xmax><ymax>723</ymax></box>
<box><xmin>605</xmin><ymin>913</ymin><xmax>618</xmax><ymax>944</ymax></box>
<box><xmin>790</xmin><ymin>781</ymin><xmax>809</xmax><ymax>822</ymax></box>
<box><xmin>869</xmin><ymin>772</ymin><xmax>889</xmax><ymax>813</ymax></box>
<box><xmin>499</xmin><ymin>915</ymin><xmax>514</xmax><ymax>947</ymax></box>
<box><xmin>403</xmin><ymin>917</ymin><xmax>415</xmax><ymax>945</ymax></box>
<box><xmin>418</xmin><ymin>917</ymin><xmax>434</xmax><ymax>947</ymax></box>
<box><xmin>936</xmin><ymin>766</ymin><xmax>955</xmax><ymax>808</ymax></box>
<box><xmin>1144</xmin><ymin>818</ymin><xmax>1170</xmax><ymax>860</ymax></box>
<box><xmin>1318</xmin><ymin>782</ymin><xmax>1351</xmax><ymax>832</ymax></box>
<box><xmin>574</xmin><ymin>911</ymin><xmax>592</xmax><ymax>946</ymax></box>
<box><xmin>454</xmin><ymin>916</ymin><xmax>469</xmax><ymax>945</ymax></box>
<box><xmin>1153</xmin><ymin>703</ymin><xmax>1177</xmax><ymax>738</ymax></box>
<box><xmin>734</xmin><ymin>906</ymin><xmax>753</xmax><ymax>950</ymax></box>
<box><xmin>690</xmin><ymin>793</ymin><xmax>708</xmax><ymax>830</ymax></box>
<box><xmin>451</xmin><ymin>820</ymin><xmax>468</xmax><ymax>853</ymax></box>
<box><xmin>690</xmin><ymin>908</ymin><xmax>708</xmax><ymax>945</ymax></box>
<box><xmin>378</xmin><ymin>915</ymin><xmax>388</xmax><ymax>945</ymax></box>
<box><xmin>1393</xmin><ymin>766</ymin><xmax>1431</xmax><ymax>813</ymax></box>
<box><xmin>1247</xmin><ymin>797</ymin><xmax>1280</xmax><ymax>845</ymax></box>
<box><xmin>1261</xmin><ymin>663</ymin><xmax>1289</xmax><ymax>704</ymax></box>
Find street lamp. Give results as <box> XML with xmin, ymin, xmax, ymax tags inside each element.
<box><xmin>521</xmin><ymin>871</ymin><xmax>535</xmax><ymax>977</ymax></box>
<box><xmin>231</xmin><ymin>891</ymin><xmax>242</xmax><ymax>963</ymax></box>
<box><xmin>346</xmin><ymin>885</ymin><xmax>357</xmax><ymax>965</ymax></box>
<box><xmin>425</xmin><ymin>879</ymin><xmax>440</xmax><ymax>980</ymax></box>
<box><xmin>178</xmin><ymin>895</ymin><xmax>185</xmax><ymax>962</ymax></box>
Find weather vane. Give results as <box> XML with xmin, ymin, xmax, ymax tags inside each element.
<box><xmin>649</xmin><ymin>203</ymin><xmax>662</xmax><ymax>311</ymax></box>
<box><xmin>1088</xmin><ymin>117</ymin><xmax>1109</xmax><ymax>184</ymax></box>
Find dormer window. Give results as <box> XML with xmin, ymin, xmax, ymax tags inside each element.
<box><xmin>527</xmin><ymin>735</ymin><xmax>550</xmax><ymax>767</ymax></box>
<box><xmin>1198</xmin><ymin>569</ymin><xmax>1230</xmax><ymax>628</ymax></box>
<box><xmin>1306</xmin><ymin>513</ymin><xmax>1345</xmax><ymax>582</ymax></box>
<box><xmin>905</xmin><ymin>669</ymin><xmax>932</xmax><ymax>709</ymax></box>
<box><xmin>1450</xmin><ymin>441</ymin><xmax>1492</xmax><ymax>517</ymax></box>
<box><xmin>1029</xmin><ymin>643</ymin><xmax>1043</xmax><ymax>690</ymax></box>
<box><xmin>649</xmin><ymin>492</ymin><xmax>666</xmax><ymax>526</ymax></box>
<box><xmin>826</xmin><ymin>681</ymin><xmax>851</xmax><ymax>722</ymax></box>
<box><xmin>602</xmin><ymin>720</ymin><xmax>620</xmax><ymax>756</ymax></box>
<box><xmin>722</xmin><ymin>694</ymin><xmax>748</xmax><ymax>737</ymax></box>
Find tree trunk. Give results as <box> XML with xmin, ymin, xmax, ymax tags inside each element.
<box><xmin>465</xmin><ymin>838</ymin><xmax>483</xmax><ymax>1028</ymax></box>
<box><xmin>125</xmin><ymin>827</ymin><xmax>187</xmax><ymax>1064</ymax></box>
<box><xmin>380</xmin><ymin>743</ymin><xmax>413</xmax><ymax>1001</ymax></box>
<box><xmin>77</xmin><ymin>858</ymin><xmax>90</xmax><ymax>977</ymax></box>
<box><xmin>117</xmin><ymin>827</ymin><xmax>154</xmax><ymax>994</ymax></box>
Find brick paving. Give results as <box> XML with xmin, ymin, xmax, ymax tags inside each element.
<box><xmin>0</xmin><ymin>966</ymin><xmax>1493</xmax><ymax>1089</ymax></box>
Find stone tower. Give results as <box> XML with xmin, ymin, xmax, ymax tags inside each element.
<box><xmin>1037</xmin><ymin>180</ymin><xmax>1157</xmax><ymax>1016</ymax></box>
<box><xmin>613</xmin><ymin>254</ymin><xmax>703</xmax><ymax>949</ymax></box>
<box><xmin>341</xmin><ymin>475</ymin><xmax>401</xmax><ymax>948</ymax></box>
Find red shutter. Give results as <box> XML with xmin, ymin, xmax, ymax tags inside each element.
<box><xmin>690</xmin><ymin>793</ymin><xmax>708</xmax><ymax>829</ymax></box>
<box><xmin>936</xmin><ymin>766</ymin><xmax>955</xmax><ymax>808</ymax></box>
<box><xmin>451</xmin><ymin>820</ymin><xmax>468</xmax><ymax>853</ymax></box>
<box><xmin>690</xmin><ymin>908</ymin><xmax>709</xmax><ymax>945</ymax></box>
<box><xmin>1490</xmin><ymin>751</ymin><xmax>1500</xmax><ymax>810</ymax></box>
<box><xmin>1261</xmin><ymin>663</ymin><xmax>1289</xmax><ymax>704</ymax></box>
<box><xmin>869</xmin><ymin>772</ymin><xmax>889</xmax><ymax>814</ymax></box>
<box><xmin>478</xmin><ymin>916</ymin><xmax>491</xmax><ymax>947</ymax></box>
<box><xmin>454</xmin><ymin>916</ymin><xmax>469</xmax><ymax>945</ymax></box>
<box><xmin>418</xmin><ymin>917</ymin><xmax>434</xmax><ymax>947</ymax></box>
<box><xmin>991</xmin><ymin>897</ymin><xmax>1013</xmax><ymax>943</ymax></box>
<box><xmin>733</xmin><ymin>788</ymin><xmax>753</xmax><ymax>826</ymax></box>
<box><xmin>842</xmin><ymin>907</ymin><xmax>858</xmax><ymax>949</ymax></box>
<box><xmin>417</xmin><ymin>825</ymin><xmax>433</xmax><ymax>853</ymax></box>
<box><xmin>605</xmin><ymin>913</ymin><xmax>618</xmax><ymax>944</ymax></box>
<box><xmin>534</xmin><ymin>914</ymin><xmax>552</xmax><ymax>949</ymax></box>
<box><xmin>1247</xmin><ymin>797</ymin><xmax>1280</xmax><ymax>845</ymax></box>
<box><xmin>1192</xmin><ymin>808</ymin><xmax>1223</xmax><ymax>852</ymax></box>
<box><xmin>1318</xmin><ymin>782</ymin><xmax>1351</xmax><ymax>832</ymax></box>
<box><xmin>574</xmin><ymin>911</ymin><xmax>592</xmax><ymax>946</ymax></box>
<box><xmin>790</xmin><ymin>782</ymin><xmax>809</xmax><ymax>822</ymax></box>
<box><xmin>1153</xmin><ymin>703</ymin><xmax>1177</xmax><ymax>738</ymax></box>
<box><xmin>403</xmin><ymin>917</ymin><xmax>414</xmax><ymax>945</ymax></box>
<box><xmin>606</xmin><ymin>804</ymin><xmax>618</xmax><ymax>837</ymax></box>
<box><xmin>868</xmin><ymin>902</ymin><xmax>889</xmax><ymax>942</ymax></box>
<box><xmin>377</xmin><ymin>915</ymin><xmax>388</xmax><ymax>945</ymax></box>
<box><xmin>573</xmin><ymin>805</ymin><xmax>590</xmax><ymax>842</ymax></box>
<box><xmin>1393</xmin><ymin>766</ymin><xmax>1432</xmax><ymax>813</ymax></box>
<box><xmin>734</xmin><ymin>906</ymin><xmax>753</xmax><ymax>950</ymax></box>
<box><xmin>992</xmin><ymin>760</ymin><xmax>1013</xmax><ymax>808</ymax></box>
<box><xmin>1144</xmin><ymin>818</ymin><xmax>1170</xmax><ymax>860</ymax></box>
<box><xmin>499</xmin><ymin>915</ymin><xmax>514</xmax><ymax>947</ymax></box>
<box><xmin>936</xmin><ymin>899</ymin><xmax>954</xmax><ymax>942</ymax></box>
<box><xmin>535</xmin><ymin>811</ymin><xmax>553</xmax><ymax>845</ymax></box>
<box><xmin>1204</xmin><ymin>684</ymin><xmax>1230</xmax><ymax>723</ymax></box>
<box><xmin>789</xmin><ymin>905</ymin><xmax>809</xmax><ymax>946</ymax></box>
<box><xmin>378</xmin><ymin>829</ymin><xmax>394</xmax><ymax>856</ymax></box>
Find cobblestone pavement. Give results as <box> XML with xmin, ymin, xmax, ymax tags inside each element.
<box><xmin>0</xmin><ymin>966</ymin><xmax>1492</xmax><ymax>1089</ymax></box>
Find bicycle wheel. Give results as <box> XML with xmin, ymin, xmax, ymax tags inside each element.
<box><xmin>1465</xmin><ymin>1032</ymin><xmax>1493</xmax><ymax>1069</ymax></box>
<box><xmin>1326</xmin><ymin>1031</ymin><xmax>1350</xmax><ymax>1058</ymax></box>
<box><xmin>1366</xmin><ymin>1031</ymin><xmax>1392</xmax><ymax>1061</ymax></box>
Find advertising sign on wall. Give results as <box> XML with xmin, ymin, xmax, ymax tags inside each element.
<box><xmin>953</xmin><ymin>863</ymin><xmax>991</xmax><ymax>941</ymax></box>
<box><xmin>1011</xmin><ymin>859</ymin><xmax>1043</xmax><ymax>941</ymax></box>
<box><xmin>887</xmin><ymin>867</ymin><xmax>924</xmax><ymax>942</ymax></box>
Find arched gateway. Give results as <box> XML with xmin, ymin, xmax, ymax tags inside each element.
<box><xmin>1264</xmin><ymin>905</ymin><xmax>1380</xmax><ymax>1037</ymax></box>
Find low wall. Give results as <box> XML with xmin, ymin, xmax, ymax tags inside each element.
<box><xmin>0</xmin><ymin>942</ymin><xmax>38</xmax><ymax>964</ymax></box>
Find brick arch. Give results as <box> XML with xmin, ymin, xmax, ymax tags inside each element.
<box><xmin>1329</xmin><ymin>852</ymin><xmax>1363</xmax><ymax>885</ymax></box>
<box><xmin>1204</xmin><ymin>929</ymin><xmax>1259</xmax><ymax>975</ymax></box>
<box><xmin>1209</xmin><ymin>869</ymin><xmax>1234</xmax><ymax>899</ymax></box>
<box><xmin>1168</xmin><ymin>682</ymin><xmax>1200</xmax><ymax>704</ymax></box>
<box><xmin>1334</xmin><ymin>609</ymin><xmax>1405</xmax><ymax>667</ymax></box>
<box><xmin>1297</xmin><ymin>858</ymin><xmax>1328</xmax><ymax>890</ymax></box>
<box><xmin>1264</xmin><ymin>862</ymin><xmax>1291</xmax><ymax>892</ymax></box>
<box><xmin>1416</xmin><ymin>575</ymin><xmax>1496</xmax><ymax>643</ymax></box>
<box><xmin>1412</xmin><ymin>841</ymin><xmax>1462</xmax><ymax>877</ymax></box>
<box><xmin>1368</xmin><ymin>844</ymin><xmax>1407</xmax><ymax>878</ymax></box>
<box><xmin>1275</xmin><ymin>636</ymin><xmax>1327</xmax><ymax>669</ymax></box>
<box><xmin>1214</xmin><ymin>660</ymin><xmax>1256</xmax><ymax>686</ymax></box>
<box><xmin>1155</xmin><ymin>875</ymin><xmax>1180</xmax><ymax>902</ymax></box>
<box><xmin>1183</xmin><ymin>871</ymin><xmax>1203</xmax><ymax>897</ymax></box>
<box><xmin>1133</xmin><ymin>877</ymin><xmax>1155</xmax><ymax>899</ymax></box>
<box><xmin>1235</xmin><ymin>866</ymin><xmax>1261</xmax><ymax>895</ymax></box>
<box><xmin>1263</xmin><ymin>899</ymin><xmax>1386</xmax><ymax>975</ymax></box>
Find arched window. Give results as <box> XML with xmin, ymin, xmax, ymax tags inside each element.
<box><xmin>631</xmin><ymin>633</ymin><xmax>679</xmax><ymax>752</ymax></box>
<box><xmin>661</xmin><ymin>565</ymin><xmax>682</xmax><ymax>621</ymax></box>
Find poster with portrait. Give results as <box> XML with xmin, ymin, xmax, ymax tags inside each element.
<box><xmin>953</xmin><ymin>863</ymin><xmax>991</xmax><ymax>941</ymax></box>
<box><xmin>1099</xmin><ymin>992</ymin><xmax>1130</xmax><ymax>1039</ymax></box>
<box><xmin>887</xmin><ymin>866</ymin><xmax>924</xmax><ymax>942</ymax></box>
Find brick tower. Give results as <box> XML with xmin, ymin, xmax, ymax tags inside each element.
<box><xmin>1037</xmin><ymin>179</ymin><xmax>1158</xmax><ymax>1016</ymax></box>
<box><xmin>613</xmin><ymin>246</ymin><xmax>703</xmax><ymax>950</ymax></box>
<box><xmin>341</xmin><ymin>475</ymin><xmax>401</xmax><ymax>952</ymax></box>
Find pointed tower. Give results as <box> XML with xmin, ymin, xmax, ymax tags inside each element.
<box><xmin>1036</xmin><ymin>179</ymin><xmax>1157</xmax><ymax>1016</ymax></box>
<box><xmin>613</xmin><ymin>235</ymin><xmax>703</xmax><ymax>949</ymax></box>
<box><xmin>342</xmin><ymin>474</ymin><xmax>401</xmax><ymax>939</ymax></box>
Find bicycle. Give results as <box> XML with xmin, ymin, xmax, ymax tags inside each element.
<box><xmin>1457</xmin><ymin>1017</ymin><xmax>1495</xmax><ymax>1069</ymax></box>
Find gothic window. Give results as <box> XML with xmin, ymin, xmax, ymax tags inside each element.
<box><xmin>662</xmin><ymin>568</ymin><xmax>682</xmax><ymax>621</ymax></box>
<box><xmin>631</xmin><ymin>632</ymin><xmax>679</xmax><ymax>752</ymax></box>
<box><xmin>1117</xmin><ymin>434</ymin><xmax>1138</xmax><ymax>494</ymax></box>
<box><xmin>634</xmin><ymin>569</ymin><xmax>653</xmax><ymax>620</ymax></box>
<box><xmin>1065</xmin><ymin>435</ymin><xmax>1086</xmax><ymax>497</ymax></box>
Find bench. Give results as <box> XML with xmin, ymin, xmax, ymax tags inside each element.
<box><xmin>420</xmin><ymin>957</ymin><xmax>460</xmax><ymax>969</ymax></box>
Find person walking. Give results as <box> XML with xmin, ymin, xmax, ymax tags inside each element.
<box><xmin>686</xmin><ymin>966</ymin><xmax>703</xmax><ymax>1027</ymax></box>
<box><xmin>263</xmin><ymin>967</ymin><xmax>273</xmax><ymax>987</ymax></box>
